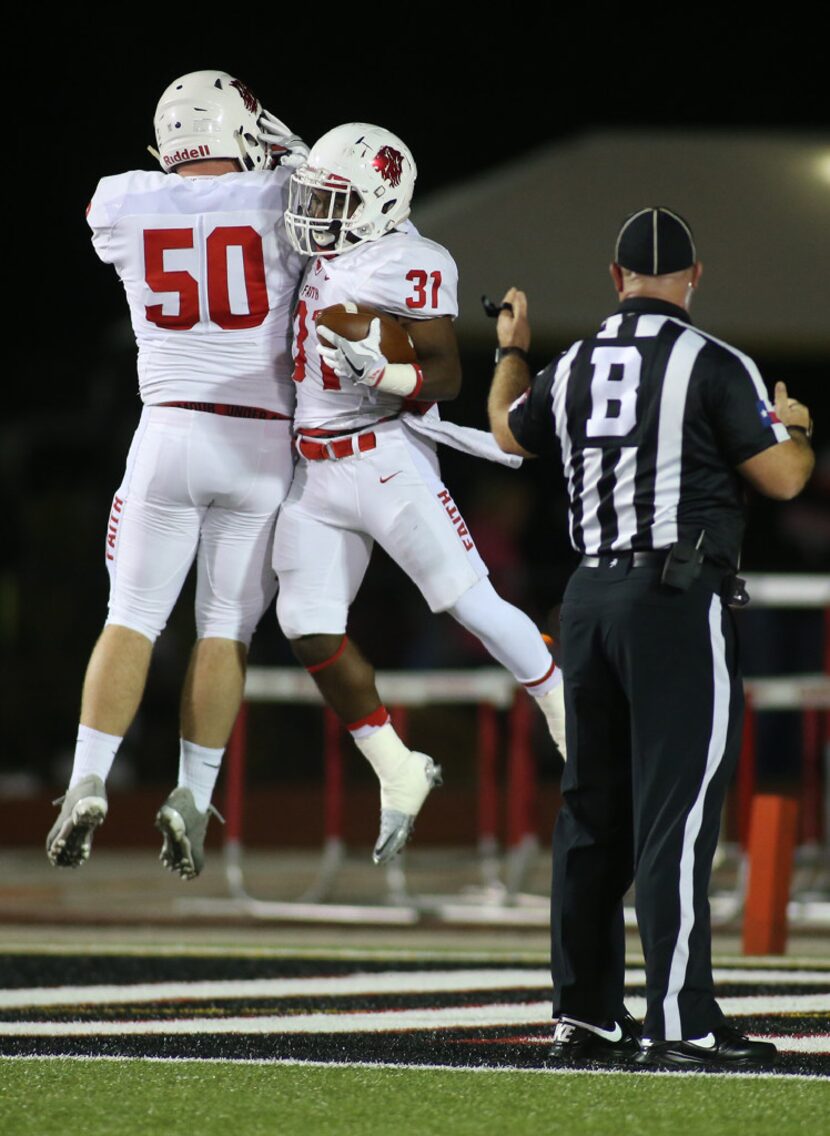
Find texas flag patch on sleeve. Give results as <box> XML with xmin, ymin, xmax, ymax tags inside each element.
<box><xmin>757</xmin><ymin>399</ymin><xmax>781</xmax><ymax>427</ymax></box>
<box><xmin>757</xmin><ymin>398</ymin><xmax>790</xmax><ymax>443</ymax></box>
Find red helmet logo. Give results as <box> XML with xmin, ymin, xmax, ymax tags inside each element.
<box><xmin>229</xmin><ymin>78</ymin><xmax>258</xmax><ymax>113</ymax></box>
<box><xmin>373</xmin><ymin>145</ymin><xmax>404</xmax><ymax>187</ymax></box>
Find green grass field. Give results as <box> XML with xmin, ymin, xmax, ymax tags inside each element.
<box><xmin>3</xmin><ymin>1059</ymin><xmax>828</xmax><ymax>1136</ymax></box>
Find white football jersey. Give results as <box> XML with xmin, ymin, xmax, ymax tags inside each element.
<box><xmin>87</xmin><ymin>169</ymin><xmax>304</xmax><ymax>414</ymax></box>
<box><xmin>292</xmin><ymin>223</ymin><xmax>458</xmax><ymax>431</ymax></box>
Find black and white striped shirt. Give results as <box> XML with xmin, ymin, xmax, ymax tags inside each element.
<box><xmin>508</xmin><ymin>298</ymin><xmax>789</xmax><ymax>568</ymax></box>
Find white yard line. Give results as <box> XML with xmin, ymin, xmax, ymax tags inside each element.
<box><xmin>748</xmin><ymin>1036</ymin><xmax>830</xmax><ymax>1053</ymax></box>
<box><xmin>0</xmin><ymin>969</ymin><xmax>548</xmax><ymax>1009</ymax></box>
<box><xmin>1</xmin><ymin>967</ymin><xmax>826</xmax><ymax>1010</ymax></box>
<box><xmin>711</xmin><ymin>968</ymin><xmax>830</xmax><ymax>985</ymax></box>
<box><xmin>517</xmin><ymin>1035</ymin><xmax>830</xmax><ymax>1053</ymax></box>
<box><xmin>0</xmin><ymin>1053</ymin><xmax>825</xmax><ymax>1081</ymax></box>
<box><xmin>0</xmin><ymin>995</ymin><xmax>828</xmax><ymax>1037</ymax></box>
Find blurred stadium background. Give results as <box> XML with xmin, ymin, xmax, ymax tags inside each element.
<box><xmin>2</xmin><ymin>16</ymin><xmax>828</xmax><ymax>953</ymax></box>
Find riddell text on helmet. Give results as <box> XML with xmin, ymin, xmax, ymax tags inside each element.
<box><xmin>163</xmin><ymin>145</ymin><xmax>212</xmax><ymax>168</ymax></box>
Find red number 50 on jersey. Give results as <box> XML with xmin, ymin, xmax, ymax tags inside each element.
<box><xmin>144</xmin><ymin>226</ymin><xmax>269</xmax><ymax>331</ymax></box>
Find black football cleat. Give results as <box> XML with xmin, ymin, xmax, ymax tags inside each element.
<box><xmin>549</xmin><ymin>1009</ymin><xmax>641</xmax><ymax>1064</ymax></box>
<box><xmin>635</xmin><ymin>1023</ymin><xmax>777</xmax><ymax>1069</ymax></box>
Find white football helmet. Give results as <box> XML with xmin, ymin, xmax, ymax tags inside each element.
<box><xmin>285</xmin><ymin>123</ymin><xmax>417</xmax><ymax>256</ymax></box>
<box><xmin>153</xmin><ymin>70</ymin><xmax>267</xmax><ymax>172</ymax></box>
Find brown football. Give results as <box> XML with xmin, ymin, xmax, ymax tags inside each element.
<box><xmin>314</xmin><ymin>303</ymin><xmax>417</xmax><ymax>363</ymax></box>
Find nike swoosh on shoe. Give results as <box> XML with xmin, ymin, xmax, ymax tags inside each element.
<box><xmin>560</xmin><ymin>1017</ymin><xmax>623</xmax><ymax>1043</ymax></box>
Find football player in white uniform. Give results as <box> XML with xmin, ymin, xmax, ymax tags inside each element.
<box><xmin>276</xmin><ymin>123</ymin><xmax>566</xmax><ymax>863</ymax></box>
<box><xmin>46</xmin><ymin>71</ymin><xmax>307</xmax><ymax>879</ymax></box>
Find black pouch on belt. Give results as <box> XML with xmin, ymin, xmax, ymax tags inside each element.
<box><xmin>721</xmin><ymin>574</ymin><xmax>750</xmax><ymax>608</ymax></box>
<box><xmin>660</xmin><ymin>540</ymin><xmax>704</xmax><ymax>591</ymax></box>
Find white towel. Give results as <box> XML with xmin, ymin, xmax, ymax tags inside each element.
<box><xmin>401</xmin><ymin>408</ymin><xmax>523</xmax><ymax>469</ymax></box>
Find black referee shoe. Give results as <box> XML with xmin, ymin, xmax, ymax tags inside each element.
<box><xmin>549</xmin><ymin>1009</ymin><xmax>641</xmax><ymax>1064</ymax></box>
<box><xmin>635</xmin><ymin>1024</ymin><xmax>777</xmax><ymax>1068</ymax></box>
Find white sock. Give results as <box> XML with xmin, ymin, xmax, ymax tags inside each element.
<box><xmin>69</xmin><ymin>725</ymin><xmax>122</xmax><ymax>789</ymax></box>
<box><xmin>347</xmin><ymin>706</ymin><xmax>391</xmax><ymax>741</ymax></box>
<box><xmin>178</xmin><ymin>740</ymin><xmax>224</xmax><ymax>813</ymax></box>
<box><xmin>352</xmin><ymin>722</ymin><xmax>409</xmax><ymax>781</ymax></box>
<box><xmin>352</xmin><ymin>722</ymin><xmax>428</xmax><ymax>811</ymax></box>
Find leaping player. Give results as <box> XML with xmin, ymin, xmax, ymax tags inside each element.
<box><xmin>46</xmin><ymin>71</ymin><xmax>306</xmax><ymax>879</ymax></box>
<box><xmin>275</xmin><ymin>123</ymin><xmax>567</xmax><ymax>863</ymax></box>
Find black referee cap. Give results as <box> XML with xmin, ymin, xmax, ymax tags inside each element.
<box><xmin>614</xmin><ymin>207</ymin><xmax>696</xmax><ymax>275</ymax></box>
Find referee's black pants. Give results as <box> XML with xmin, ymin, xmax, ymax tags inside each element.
<box><xmin>551</xmin><ymin>558</ymin><xmax>743</xmax><ymax>1041</ymax></box>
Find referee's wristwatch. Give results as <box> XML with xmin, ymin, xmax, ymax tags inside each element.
<box><xmin>494</xmin><ymin>346</ymin><xmax>529</xmax><ymax>364</ymax></box>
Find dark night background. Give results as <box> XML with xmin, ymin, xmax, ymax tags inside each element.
<box><xmin>2</xmin><ymin>20</ymin><xmax>827</xmax><ymax>818</ymax></box>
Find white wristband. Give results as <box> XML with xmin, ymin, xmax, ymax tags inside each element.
<box><xmin>369</xmin><ymin>363</ymin><xmax>425</xmax><ymax>398</ymax></box>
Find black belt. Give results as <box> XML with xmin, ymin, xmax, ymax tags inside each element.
<box><xmin>580</xmin><ymin>552</ymin><xmax>666</xmax><ymax>568</ymax></box>
<box><xmin>578</xmin><ymin>550</ymin><xmax>747</xmax><ymax>605</ymax></box>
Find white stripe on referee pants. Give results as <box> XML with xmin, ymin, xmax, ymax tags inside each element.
<box><xmin>662</xmin><ymin>594</ymin><xmax>731</xmax><ymax>1040</ymax></box>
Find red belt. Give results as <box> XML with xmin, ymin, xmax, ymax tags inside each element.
<box><xmin>296</xmin><ymin>432</ymin><xmax>377</xmax><ymax>461</ymax></box>
<box><xmin>158</xmin><ymin>401</ymin><xmax>290</xmax><ymax>421</ymax></box>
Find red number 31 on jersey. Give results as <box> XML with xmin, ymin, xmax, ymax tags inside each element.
<box><xmin>406</xmin><ymin>269</ymin><xmax>442</xmax><ymax>310</ymax></box>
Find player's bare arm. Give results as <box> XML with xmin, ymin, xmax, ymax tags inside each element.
<box><xmin>487</xmin><ymin>287</ymin><xmax>536</xmax><ymax>458</ymax></box>
<box><xmin>399</xmin><ymin>314</ymin><xmax>461</xmax><ymax>400</ymax></box>
<box><xmin>738</xmin><ymin>381</ymin><xmax>815</xmax><ymax>499</ymax></box>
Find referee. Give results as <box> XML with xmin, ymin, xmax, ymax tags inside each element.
<box><xmin>487</xmin><ymin>207</ymin><xmax>815</xmax><ymax>1068</ymax></box>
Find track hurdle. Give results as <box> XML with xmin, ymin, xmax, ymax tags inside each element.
<box><xmin>727</xmin><ymin>573</ymin><xmax>830</xmax><ymax>938</ymax></box>
<box><xmin>220</xmin><ymin>667</ymin><xmax>545</xmax><ymax>918</ymax></box>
